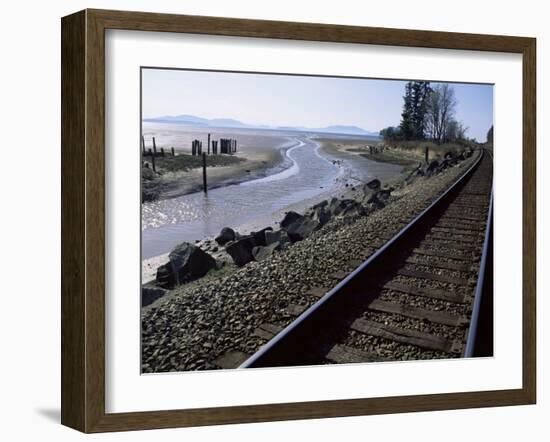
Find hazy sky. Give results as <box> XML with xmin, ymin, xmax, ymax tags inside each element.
<box><xmin>142</xmin><ymin>68</ymin><xmax>493</xmax><ymax>141</ymax></box>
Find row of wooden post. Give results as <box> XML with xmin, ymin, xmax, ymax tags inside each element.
<box><xmin>141</xmin><ymin>136</ymin><xmax>176</xmax><ymax>172</ymax></box>
<box><xmin>141</xmin><ymin>133</ymin><xmax>239</xmax><ymax>194</ymax></box>
<box><xmin>191</xmin><ymin>140</ymin><xmax>203</xmax><ymax>155</ymax></box>
<box><xmin>191</xmin><ymin>134</ymin><xmax>237</xmax><ymax>156</ymax></box>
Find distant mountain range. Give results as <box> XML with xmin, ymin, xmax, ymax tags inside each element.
<box><xmin>143</xmin><ymin>114</ymin><xmax>380</xmax><ymax>137</ymax></box>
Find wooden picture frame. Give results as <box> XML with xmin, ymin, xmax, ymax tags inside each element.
<box><xmin>61</xmin><ymin>8</ymin><xmax>536</xmax><ymax>433</ymax></box>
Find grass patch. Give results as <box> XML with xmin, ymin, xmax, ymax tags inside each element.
<box><xmin>359</xmin><ymin>151</ymin><xmax>420</xmax><ymax>168</ymax></box>
<box><xmin>386</xmin><ymin>141</ymin><xmax>471</xmax><ymax>161</ymax></box>
<box><xmin>150</xmin><ymin>153</ymin><xmax>245</xmax><ymax>173</ymax></box>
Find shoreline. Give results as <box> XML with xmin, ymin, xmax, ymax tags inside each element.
<box><xmin>144</xmin><ymin>139</ymin><xmax>297</xmax><ymax>202</ymax></box>
<box><xmin>141</xmin><ymin>138</ymin><xmax>405</xmax><ymax>283</ymax></box>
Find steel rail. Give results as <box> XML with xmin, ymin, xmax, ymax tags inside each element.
<box><xmin>240</xmin><ymin>148</ymin><xmax>487</xmax><ymax>369</ymax></box>
<box><xmin>463</xmin><ymin>186</ymin><xmax>493</xmax><ymax>357</ymax></box>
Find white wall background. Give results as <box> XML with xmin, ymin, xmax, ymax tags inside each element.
<box><xmin>0</xmin><ymin>0</ymin><xmax>546</xmax><ymax>440</ymax></box>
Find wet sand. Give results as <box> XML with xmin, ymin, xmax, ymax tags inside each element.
<box><xmin>156</xmin><ymin>147</ymin><xmax>289</xmax><ymax>199</ymax></box>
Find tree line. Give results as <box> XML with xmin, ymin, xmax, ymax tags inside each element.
<box><xmin>380</xmin><ymin>81</ymin><xmax>471</xmax><ymax>145</ymax></box>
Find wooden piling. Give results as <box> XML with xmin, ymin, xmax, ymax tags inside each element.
<box><xmin>160</xmin><ymin>147</ymin><xmax>165</xmax><ymax>157</ymax></box>
<box><xmin>152</xmin><ymin>137</ymin><xmax>157</xmax><ymax>156</ymax></box>
<box><xmin>171</xmin><ymin>147</ymin><xmax>175</xmax><ymax>156</ymax></box>
<box><xmin>141</xmin><ymin>135</ymin><xmax>146</xmax><ymax>154</ymax></box>
<box><xmin>202</xmin><ymin>152</ymin><xmax>207</xmax><ymax>194</ymax></box>
<box><xmin>208</xmin><ymin>133</ymin><xmax>211</xmax><ymax>155</ymax></box>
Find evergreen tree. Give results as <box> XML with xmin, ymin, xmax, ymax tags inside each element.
<box><xmin>411</xmin><ymin>81</ymin><xmax>431</xmax><ymax>139</ymax></box>
<box><xmin>399</xmin><ymin>82</ymin><xmax>415</xmax><ymax>140</ymax></box>
<box><xmin>400</xmin><ymin>81</ymin><xmax>431</xmax><ymax>140</ymax></box>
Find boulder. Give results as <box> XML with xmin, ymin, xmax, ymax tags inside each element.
<box><xmin>365</xmin><ymin>178</ymin><xmax>381</xmax><ymax>190</ymax></box>
<box><xmin>265</xmin><ymin>229</ymin><xmax>291</xmax><ymax>247</ymax></box>
<box><xmin>156</xmin><ymin>242</ymin><xmax>217</xmax><ymax>288</ymax></box>
<box><xmin>378</xmin><ymin>188</ymin><xmax>393</xmax><ymax>202</ymax></box>
<box><xmin>329</xmin><ymin>198</ymin><xmax>359</xmax><ymax>216</ymax></box>
<box><xmin>285</xmin><ymin>216</ymin><xmax>320</xmax><ymax>242</ymax></box>
<box><xmin>252</xmin><ymin>242</ymin><xmax>280</xmax><ymax>261</ymax></box>
<box><xmin>311</xmin><ymin>200</ymin><xmax>328</xmax><ymax>210</ymax></box>
<box><xmin>280</xmin><ymin>211</ymin><xmax>303</xmax><ymax>229</ymax></box>
<box><xmin>251</xmin><ymin>227</ymin><xmax>273</xmax><ymax>246</ymax></box>
<box><xmin>426</xmin><ymin>160</ymin><xmax>440</xmax><ymax>176</ymax></box>
<box><xmin>339</xmin><ymin>200</ymin><xmax>367</xmax><ymax>218</ymax></box>
<box><xmin>142</xmin><ymin>286</ymin><xmax>168</xmax><ymax>307</ymax></box>
<box><xmin>310</xmin><ymin>205</ymin><xmax>331</xmax><ymax>225</ymax></box>
<box><xmin>225</xmin><ymin>235</ymin><xmax>257</xmax><ymax>266</ymax></box>
<box><xmin>366</xmin><ymin>189</ymin><xmax>392</xmax><ymax>210</ymax></box>
<box><xmin>328</xmin><ymin>198</ymin><xmax>344</xmax><ymax>216</ymax></box>
<box><xmin>215</xmin><ymin>227</ymin><xmax>236</xmax><ymax>245</ymax></box>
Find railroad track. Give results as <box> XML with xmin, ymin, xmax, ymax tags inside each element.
<box><xmin>239</xmin><ymin>149</ymin><xmax>493</xmax><ymax>369</ymax></box>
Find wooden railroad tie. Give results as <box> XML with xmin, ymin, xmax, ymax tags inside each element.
<box><xmin>367</xmin><ymin>299</ymin><xmax>469</xmax><ymax>328</ymax></box>
<box><xmin>325</xmin><ymin>344</ymin><xmax>383</xmax><ymax>364</ymax></box>
<box><xmin>406</xmin><ymin>256</ymin><xmax>473</xmax><ymax>273</ymax></box>
<box><xmin>382</xmin><ymin>281</ymin><xmax>466</xmax><ymax>304</ymax></box>
<box><xmin>350</xmin><ymin>318</ymin><xmax>462</xmax><ymax>354</ymax></box>
<box><xmin>213</xmin><ymin>350</ymin><xmax>250</xmax><ymax>369</ymax></box>
<box><xmin>397</xmin><ymin>267</ymin><xmax>471</xmax><ymax>286</ymax></box>
<box><xmin>412</xmin><ymin>247</ymin><xmax>475</xmax><ymax>261</ymax></box>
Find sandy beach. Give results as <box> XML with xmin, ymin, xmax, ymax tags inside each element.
<box><xmin>145</xmin><ymin>142</ymin><xmax>292</xmax><ymax>200</ymax></box>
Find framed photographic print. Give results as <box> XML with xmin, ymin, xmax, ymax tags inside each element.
<box><xmin>61</xmin><ymin>9</ymin><xmax>536</xmax><ymax>433</ymax></box>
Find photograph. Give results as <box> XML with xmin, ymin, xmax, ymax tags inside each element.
<box><xmin>140</xmin><ymin>68</ymin><xmax>494</xmax><ymax>373</ymax></box>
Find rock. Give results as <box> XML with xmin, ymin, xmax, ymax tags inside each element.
<box><xmin>225</xmin><ymin>236</ymin><xmax>257</xmax><ymax>266</ymax></box>
<box><xmin>251</xmin><ymin>227</ymin><xmax>273</xmax><ymax>246</ymax></box>
<box><xmin>285</xmin><ymin>216</ymin><xmax>320</xmax><ymax>242</ymax></box>
<box><xmin>156</xmin><ymin>242</ymin><xmax>217</xmax><ymax>288</ymax></box>
<box><xmin>340</xmin><ymin>201</ymin><xmax>367</xmax><ymax>217</ymax></box>
<box><xmin>265</xmin><ymin>229</ymin><xmax>291</xmax><ymax>247</ymax></box>
<box><xmin>365</xmin><ymin>178</ymin><xmax>381</xmax><ymax>190</ymax></box>
<box><xmin>365</xmin><ymin>188</ymin><xmax>392</xmax><ymax>209</ymax></box>
<box><xmin>366</xmin><ymin>191</ymin><xmax>387</xmax><ymax>209</ymax></box>
<box><xmin>142</xmin><ymin>286</ymin><xmax>168</xmax><ymax>306</ymax></box>
<box><xmin>328</xmin><ymin>197</ymin><xmax>343</xmax><ymax>215</ymax></box>
<box><xmin>280</xmin><ymin>211</ymin><xmax>303</xmax><ymax>229</ymax></box>
<box><xmin>311</xmin><ymin>200</ymin><xmax>328</xmax><ymax>210</ymax></box>
<box><xmin>426</xmin><ymin>160</ymin><xmax>440</xmax><ymax>176</ymax></box>
<box><xmin>252</xmin><ymin>242</ymin><xmax>280</xmax><ymax>261</ymax></box>
<box><xmin>378</xmin><ymin>187</ymin><xmax>393</xmax><ymax>201</ymax></box>
<box><xmin>329</xmin><ymin>198</ymin><xmax>360</xmax><ymax>216</ymax></box>
<box><xmin>310</xmin><ymin>205</ymin><xmax>331</xmax><ymax>225</ymax></box>
<box><xmin>215</xmin><ymin>227</ymin><xmax>236</xmax><ymax>245</ymax></box>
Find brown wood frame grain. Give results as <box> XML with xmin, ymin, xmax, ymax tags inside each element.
<box><xmin>61</xmin><ymin>8</ymin><xmax>536</xmax><ymax>433</ymax></box>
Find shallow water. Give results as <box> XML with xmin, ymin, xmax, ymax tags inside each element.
<box><xmin>141</xmin><ymin>131</ymin><xmax>402</xmax><ymax>259</ymax></box>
